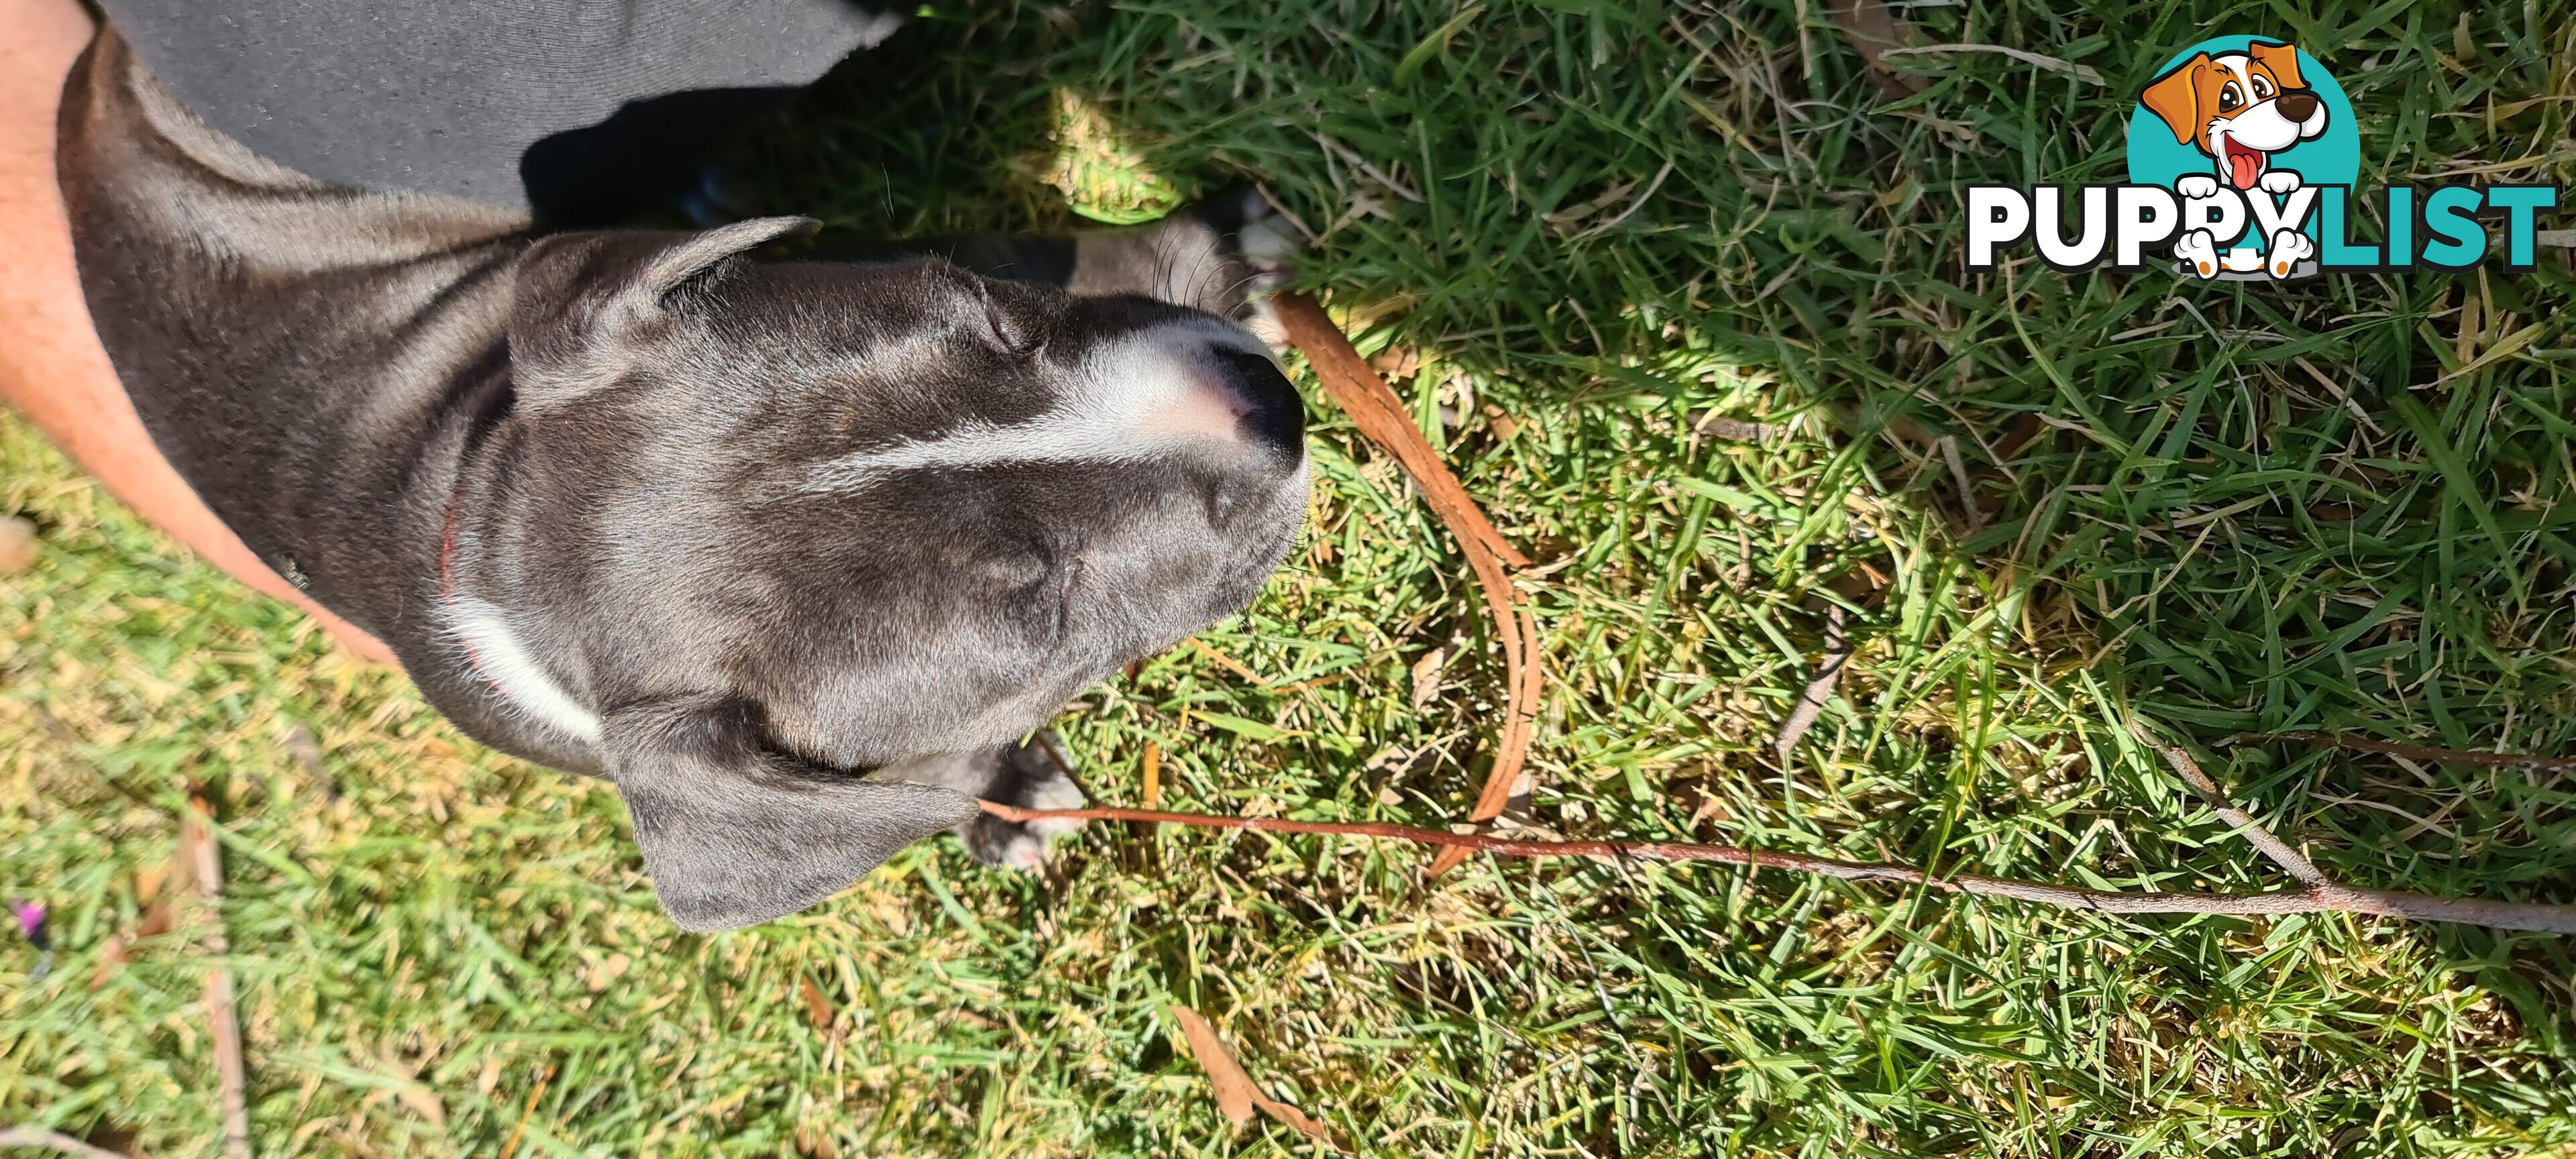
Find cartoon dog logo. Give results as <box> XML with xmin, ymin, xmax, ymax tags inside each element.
<box><xmin>2140</xmin><ymin>40</ymin><xmax>2329</xmax><ymax>278</ymax></box>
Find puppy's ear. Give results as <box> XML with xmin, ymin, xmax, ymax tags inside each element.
<box><xmin>2139</xmin><ymin>54</ymin><xmax>2209</xmax><ymax>147</ymax></box>
<box><xmin>634</xmin><ymin>216</ymin><xmax>821</xmax><ymax>303</ymax></box>
<box><xmin>510</xmin><ymin>217</ymin><xmax>819</xmax><ymax>408</ymax></box>
<box><xmin>2246</xmin><ymin>40</ymin><xmax>2305</xmax><ymax>91</ymax></box>
<box><xmin>603</xmin><ymin>698</ymin><xmax>979</xmax><ymax>932</ymax></box>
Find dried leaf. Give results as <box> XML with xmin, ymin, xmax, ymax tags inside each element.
<box><xmin>1172</xmin><ymin>1005</ymin><xmax>1255</xmax><ymax>1125</ymax></box>
<box><xmin>398</xmin><ymin>1082</ymin><xmax>447</xmax><ymax>1127</ymax></box>
<box><xmin>0</xmin><ymin>516</ymin><xmax>36</xmax><ymax>575</ymax></box>
<box><xmin>584</xmin><ymin>952</ymin><xmax>631</xmax><ymax>993</ymax></box>
<box><xmin>135</xmin><ymin>860</ymin><xmax>172</xmax><ymax>907</ymax></box>
<box><xmin>798</xmin><ymin>974</ymin><xmax>834</xmax><ymax>1032</ymax></box>
<box><xmin>1248</xmin><ymin>1093</ymin><xmax>1343</xmax><ymax>1152</ymax></box>
<box><xmin>1366</xmin><ymin>344</ymin><xmax>1424</xmax><ymax>380</ymax></box>
<box><xmin>95</xmin><ymin>850</ymin><xmax>189</xmax><ymax>989</ymax></box>
<box><xmin>90</xmin><ymin>935</ymin><xmax>129</xmax><ymax>991</ymax></box>
<box><xmin>1141</xmin><ymin>740</ymin><xmax>1163</xmax><ymax>810</ymax></box>
<box><xmin>1170</xmin><ymin>1005</ymin><xmax>1348</xmax><ymax>1153</ymax></box>
<box><xmin>1692</xmin><ymin>412</ymin><xmax>1780</xmax><ymax>441</ymax></box>
<box><xmin>1687</xmin><ymin>788</ymin><xmax>1730</xmax><ymax>830</ymax></box>
<box><xmin>1827</xmin><ymin>0</ymin><xmax>1927</xmax><ymax>98</ymax></box>
<box><xmin>1409</xmin><ymin>645</ymin><xmax>1452</xmax><ymax>710</ymax></box>
<box><xmin>133</xmin><ymin>887</ymin><xmax>178</xmax><ymax>940</ymax></box>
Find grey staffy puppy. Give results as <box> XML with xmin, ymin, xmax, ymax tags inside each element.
<box><xmin>54</xmin><ymin>27</ymin><xmax>1308</xmax><ymax>930</ymax></box>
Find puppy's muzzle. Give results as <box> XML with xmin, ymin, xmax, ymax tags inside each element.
<box><xmin>1203</xmin><ymin>346</ymin><xmax>1305</xmax><ymax>461</ymax></box>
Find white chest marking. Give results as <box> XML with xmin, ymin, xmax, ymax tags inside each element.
<box><xmin>443</xmin><ymin>596</ymin><xmax>602</xmax><ymax>743</ymax></box>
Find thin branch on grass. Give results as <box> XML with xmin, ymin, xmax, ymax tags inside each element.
<box><xmin>2226</xmin><ymin>732</ymin><xmax>2576</xmax><ymax>773</ymax></box>
<box><xmin>1262</xmin><ymin>294</ymin><xmax>2576</xmax><ymax>932</ymax></box>
<box><xmin>1274</xmin><ymin>292</ymin><xmax>1544</xmax><ymax>879</ymax></box>
<box><xmin>0</xmin><ymin>1127</ymin><xmax>128</xmax><ymax>1159</ymax></box>
<box><xmin>1876</xmin><ymin>44</ymin><xmax>2107</xmax><ymax>85</ymax></box>
<box><xmin>977</xmin><ymin>759</ymin><xmax>2576</xmax><ymax>934</ymax></box>
<box><xmin>497</xmin><ymin>1064</ymin><xmax>555</xmax><ymax>1159</ymax></box>
<box><xmin>2149</xmin><ymin>742</ymin><xmax>2328</xmax><ymax>890</ymax></box>
<box><xmin>1772</xmin><ymin>603</ymin><xmax>1850</xmax><ymax>758</ymax></box>
<box><xmin>182</xmin><ymin>793</ymin><xmax>254</xmax><ymax>1159</ymax></box>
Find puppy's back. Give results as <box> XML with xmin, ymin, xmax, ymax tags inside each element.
<box><xmin>56</xmin><ymin>25</ymin><xmax>535</xmax><ymax>637</ymax></box>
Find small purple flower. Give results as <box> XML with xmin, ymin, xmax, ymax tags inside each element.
<box><xmin>13</xmin><ymin>900</ymin><xmax>49</xmax><ymax>979</ymax></box>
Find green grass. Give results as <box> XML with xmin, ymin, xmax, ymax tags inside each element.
<box><xmin>7</xmin><ymin>0</ymin><xmax>2576</xmax><ymax>1154</ymax></box>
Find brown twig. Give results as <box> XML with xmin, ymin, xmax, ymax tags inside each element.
<box><xmin>183</xmin><ymin>792</ymin><xmax>253</xmax><ymax>1159</ymax></box>
<box><xmin>2151</xmin><ymin>743</ymin><xmax>2328</xmax><ymax>891</ymax></box>
<box><xmin>1273</xmin><ymin>293</ymin><xmax>1527</xmax><ymax>569</ymax></box>
<box><xmin>1273</xmin><ymin>292</ymin><xmax>1544</xmax><ymax>878</ymax></box>
<box><xmin>976</xmin><ymin>790</ymin><xmax>2576</xmax><ymax>934</ymax></box>
<box><xmin>497</xmin><ymin>1064</ymin><xmax>555</xmax><ymax>1159</ymax></box>
<box><xmin>0</xmin><ymin>1127</ymin><xmax>128</xmax><ymax>1159</ymax></box>
<box><xmin>2226</xmin><ymin>732</ymin><xmax>2576</xmax><ymax>773</ymax></box>
<box><xmin>1771</xmin><ymin>604</ymin><xmax>1850</xmax><ymax>758</ymax></box>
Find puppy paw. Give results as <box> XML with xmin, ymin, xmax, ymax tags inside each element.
<box><xmin>1067</xmin><ymin>188</ymin><xmax>1303</xmax><ymax>333</ymax></box>
<box><xmin>2172</xmin><ymin>229</ymin><xmax>2222</xmax><ymax>279</ymax></box>
<box><xmin>2174</xmin><ymin>174</ymin><xmax>2220</xmax><ymax>199</ymax></box>
<box><xmin>1205</xmin><ymin>187</ymin><xmax>1301</xmax><ymax>284</ymax></box>
<box><xmin>2258</xmin><ymin>169</ymin><xmax>2304</xmax><ymax>195</ymax></box>
<box><xmin>959</xmin><ymin>736</ymin><xmax>1087</xmax><ymax>872</ymax></box>
<box><xmin>2265</xmin><ymin>227</ymin><xmax>2315</xmax><ymax>278</ymax></box>
<box><xmin>1215</xmin><ymin>189</ymin><xmax>1303</xmax><ymax>347</ymax></box>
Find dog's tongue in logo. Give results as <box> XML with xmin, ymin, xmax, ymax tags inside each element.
<box><xmin>2222</xmin><ymin>137</ymin><xmax>2263</xmax><ymax>190</ymax></box>
<box><xmin>2141</xmin><ymin>40</ymin><xmax>2330</xmax><ymax>192</ymax></box>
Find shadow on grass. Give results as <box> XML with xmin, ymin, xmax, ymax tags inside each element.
<box><xmin>362</xmin><ymin>0</ymin><xmax>2576</xmax><ymax>1152</ymax></box>
<box><xmin>14</xmin><ymin>4</ymin><xmax>2576</xmax><ymax>1156</ymax></box>
<box><xmin>742</xmin><ymin>1</ymin><xmax>2576</xmax><ymax>914</ymax></box>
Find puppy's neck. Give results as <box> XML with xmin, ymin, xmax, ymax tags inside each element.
<box><xmin>434</xmin><ymin>419</ymin><xmax>604</xmax><ymax>747</ymax></box>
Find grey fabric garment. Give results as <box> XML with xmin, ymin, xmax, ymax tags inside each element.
<box><xmin>93</xmin><ymin>0</ymin><xmax>900</xmax><ymax>213</ymax></box>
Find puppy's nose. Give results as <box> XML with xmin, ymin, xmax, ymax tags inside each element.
<box><xmin>2275</xmin><ymin>91</ymin><xmax>2320</xmax><ymax>121</ymax></box>
<box><xmin>1204</xmin><ymin>345</ymin><xmax>1305</xmax><ymax>459</ymax></box>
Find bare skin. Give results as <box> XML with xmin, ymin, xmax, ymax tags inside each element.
<box><xmin>0</xmin><ymin>0</ymin><xmax>396</xmax><ymax>665</ymax></box>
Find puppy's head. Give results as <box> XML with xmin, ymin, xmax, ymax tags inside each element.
<box><xmin>2141</xmin><ymin>41</ymin><xmax>2327</xmax><ymax>190</ymax></box>
<box><xmin>499</xmin><ymin>217</ymin><xmax>1308</xmax><ymax>930</ymax></box>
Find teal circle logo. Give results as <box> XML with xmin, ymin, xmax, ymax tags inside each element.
<box><xmin>2127</xmin><ymin>37</ymin><xmax>2359</xmax><ymax>195</ymax></box>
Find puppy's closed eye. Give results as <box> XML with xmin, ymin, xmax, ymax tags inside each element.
<box><xmin>971</xmin><ymin>545</ymin><xmax>1079</xmax><ymax>636</ymax></box>
<box><xmin>976</xmin><ymin>284</ymin><xmax>1045</xmax><ymax>357</ymax></box>
<box><xmin>976</xmin><ymin>547</ymin><xmax>1048</xmax><ymax>589</ymax></box>
<box><xmin>1043</xmin><ymin>557</ymin><xmax>1085</xmax><ymax>637</ymax></box>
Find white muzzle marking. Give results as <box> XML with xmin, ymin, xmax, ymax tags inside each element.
<box><xmin>805</xmin><ymin>319</ymin><xmax>1273</xmax><ymax>493</ymax></box>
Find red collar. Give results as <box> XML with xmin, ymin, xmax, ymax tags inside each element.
<box><xmin>436</xmin><ymin>476</ymin><xmax>511</xmax><ymax>701</ymax></box>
